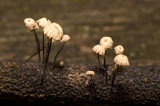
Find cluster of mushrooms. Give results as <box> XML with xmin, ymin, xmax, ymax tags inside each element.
<box><xmin>24</xmin><ymin>17</ymin><xmax>70</xmax><ymax>84</ymax></box>
<box><xmin>86</xmin><ymin>36</ymin><xmax>130</xmax><ymax>91</ymax></box>
<box><xmin>24</xmin><ymin>17</ymin><xmax>129</xmax><ymax>89</ymax></box>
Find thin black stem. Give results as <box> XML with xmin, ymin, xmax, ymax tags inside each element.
<box><xmin>98</xmin><ymin>54</ymin><xmax>108</xmax><ymax>83</ymax></box>
<box><xmin>26</xmin><ymin>42</ymin><xmax>61</xmax><ymax>62</ymax></box>
<box><xmin>42</xmin><ymin>34</ymin><xmax>45</xmax><ymax>63</ymax></box>
<box><xmin>40</xmin><ymin>39</ymin><xmax>52</xmax><ymax>85</ymax></box>
<box><xmin>103</xmin><ymin>54</ymin><xmax>106</xmax><ymax>68</ymax></box>
<box><xmin>33</xmin><ymin>30</ymin><xmax>41</xmax><ymax>62</ymax></box>
<box><xmin>26</xmin><ymin>45</ymin><xmax>47</xmax><ymax>62</ymax></box>
<box><xmin>53</xmin><ymin>42</ymin><xmax>65</xmax><ymax>66</ymax></box>
<box><xmin>103</xmin><ymin>53</ymin><xmax>108</xmax><ymax>83</ymax></box>
<box><xmin>111</xmin><ymin>68</ymin><xmax>118</xmax><ymax>92</ymax></box>
<box><xmin>91</xmin><ymin>76</ymin><xmax>97</xmax><ymax>97</ymax></box>
<box><xmin>98</xmin><ymin>54</ymin><xmax>102</xmax><ymax>67</ymax></box>
<box><xmin>98</xmin><ymin>54</ymin><xmax>106</xmax><ymax>73</ymax></box>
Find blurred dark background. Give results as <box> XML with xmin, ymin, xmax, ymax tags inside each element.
<box><xmin>0</xmin><ymin>0</ymin><xmax>160</xmax><ymax>65</ymax></box>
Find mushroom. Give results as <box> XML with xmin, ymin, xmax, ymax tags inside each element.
<box><xmin>60</xmin><ymin>34</ymin><xmax>70</xmax><ymax>42</ymax></box>
<box><xmin>111</xmin><ymin>53</ymin><xmax>130</xmax><ymax>92</ymax></box>
<box><xmin>37</xmin><ymin>17</ymin><xmax>52</xmax><ymax>63</ymax></box>
<box><xmin>86</xmin><ymin>71</ymin><xmax>96</xmax><ymax>96</ymax></box>
<box><xmin>37</xmin><ymin>17</ymin><xmax>51</xmax><ymax>29</ymax></box>
<box><xmin>41</xmin><ymin>22</ymin><xmax>63</xmax><ymax>84</ymax></box>
<box><xmin>26</xmin><ymin>44</ymin><xmax>47</xmax><ymax>62</ymax></box>
<box><xmin>59</xmin><ymin>61</ymin><xmax>64</xmax><ymax>67</ymax></box>
<box><xmin>93</xmin><ymin>37</ymin><xmax>113</xmax><ymax>84</ymax></box>
<box><xmin>24</xmin><ymin>18</ymin><xmax>39</xmax><ymax>31</ymax></box>
<box><xmin>92</xmin><ymin>44</ymin><xmax>107</xmax><ymax>81</ymax></box>
<box><xmin>24</xmin><ymin>18</ymin><xmax>41</xmax><ymax>62</ymax></box>
<box><xmin>53</xmin><ymin>35</ymin><xmax>70</xmax><ymax>68</ymax></box>
<box><xmin>92</xmin><ymin>44</ymin><xmax>105</xmax><ymax>68</ymax></box>
<box><xmin>114</xmin><ymin>54</ymin><xmax>130</xmax><ymax>66</ymax></box>
<box><xmin>86</xmin><ymin>71</ymin><xmax>95</xmax><ymax>76</ymax></box>
<box><xmin>43</xmin><ymin>23</ymin><xmax>63</xmax><ymax>41</ymax></box>
<box><xmin>114</xmin><ymin>45</ymin><xmax>124</xmax><ymax>55</ymax></box>
<box><xmin>100</xmin><ymin>36</ymin><xmax>113</xmax><ymax>67</ymax></box>
<box><xmin>100</xmin><ymin>37</ymin><xmax>113</xmax><ymax>50</ymax></box>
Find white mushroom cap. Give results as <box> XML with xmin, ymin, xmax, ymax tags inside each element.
<box><xmin>60</xmin><ymin>35</ymin><xmax>70</xmax><ymax>42</ymax></box>
<box><xmin>36</xmin><ymin>17</ymin><xmax>51</xmax><ymax>29</ymax></box>
<box><xmin>114</xmin><ymin>54</ymin><xmax>130</xmax><ymax>66</ymax></box>
<box><xmin>24</xmin><ymin>18</ymin><xmax>39</xmax><ymax>31</ymax></box>
<box><xmin>59</xmin><ymin>61</ymin><xmax>64</xmax><ymax>67</ymax></box>
<box><xmin>92</xmin><ymin>45</ymin><xmax>105</xmax><ymax>56</ymax></box>
<box><xmin>114</xmin><ymin>45</ymin><xmax>124</xmax><ymax>55</ymax></box>
<box><xmin>43</xmin><ymin>23</ymin><xmax>63</xmax><ymax>41</ymax></box>
<box><xmin>100</xmin><ymin>37</ymin><xmax>113</xmax><ymax>50</ymax></box>
<box><xmin>86</xmin><ymin>71</ymin><xmax>95</xmax><ymax>76</ymax></box>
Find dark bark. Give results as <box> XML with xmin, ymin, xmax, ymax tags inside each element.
<box><xmin>0</xmin><ymin>61</ymin><xmax>160</xmax><ymax>105</ymax></box>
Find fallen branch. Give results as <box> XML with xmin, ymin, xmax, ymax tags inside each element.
<box><xmin>0</xmin><ymin>61</ymin><xmax>160</xmax><ymax>105</ymax></box>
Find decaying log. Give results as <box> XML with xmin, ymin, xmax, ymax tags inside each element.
<box><xmin>0</xmin><ymin>61</ymin><xmax>160</xmax><ymax>105</ymax></box>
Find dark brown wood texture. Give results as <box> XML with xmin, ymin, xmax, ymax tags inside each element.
<box><xmin>0</xmin><ymin>61</ymin><xmax>160</xmax><ymax>105</ymax></box>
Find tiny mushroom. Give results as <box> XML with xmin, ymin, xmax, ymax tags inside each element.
<box><xmin>114</xmin><ymin>54</ymin><xmax>130</xmax><ymax>67</ymax></box>
<box><xmin>59</xmin><ymin>61</ymin><xmax>64</xmax><ymax>67</ymax></box>
<box><xmin>60</xmin><ymin>35</ymin><xmax>70</xmax><ymax>42</ymax></box>
<box><xmin>92</xmin><ymin>44</ymin><xmax>105</xmax><ymax>56</ymax></box>
<box><xmin>93</xmin><ymin>36</ymin><xmax>113</xmax><ymax>84</ymax></box>
<box><xmin>100</xmin><ymin>37</ymin><xmax>113</xmax><ymax>50</ymax></box>
<box><xmin>24</xmin><ymin>18</ymin><xmax>41</xmax><ymax>62</ymax></box>
<box><xmin>111</xmin><ymin>53</ymin><xmax>130</xmax><ymax>91</ymax></box>
<box><xmin>37</xmin><ymin>17</ymin><xmax>51</xmax><ymax>29</ymax></box>
<box><xmin>24</xmin><ymin>18</ymin><xmax>39</xmax><ymax>31</ymax></box>
<box><xmin>86</xmin><ymin>71</ymin><xmax>95</xmax><ymax>76</ymax></box>
<box><xmin>114</xmin><ymin>45</ymin><xmax>124</xmax><ymax>55</ymax></box>
<box><xmin>44</xmin><ymin>23</ymin><xmax>63</xmax><ymax>41</ymax></box>
<box><xmin>92</xmin><ymin>43</ymin><xmax>108</xmax><ymax>83</ymax></box>
<box><xmin>99</xmin><ymin>36</ymin><xmax>113</xmax><ymax>68</ymax></box>
<box><xmin>86</xmin><ymin>70</ymin><xmax>96</xmax><ymax>96</ymax></box>
<box><xmin>92</xmin><ymin>44</ymin><xmax>106</xmax><ymax>71</ymax></box>
<box><xmin>36</xmin><ymin>17</ymin><xmax>52</xmax><ymax>63</ymax></box>
<box><xmin>53</xmin><ymin>34</ymin><xmax>71</xmax><ymax>66</ymax></box>
<box><xmin>41</xmin><ymin>22</ymin><xmax>63</xmax><ymax>84</ymax></box>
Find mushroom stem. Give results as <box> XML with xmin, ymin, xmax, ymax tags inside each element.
<box><xmin>42</xmin><ymin>33</ymin><xmax>45</xmax><ymax>63</ymax></box>
<box><xmin>33</xmin><ymin>30</ymin><xmax>41</xmax><ymax>62</ymax></box>
<box><xmin>111</xmin><ymin>65</ymin><xmax>121</xmax><ymax>92</ymax></box>
<box><xmin>91</xmin><ymin>76</ymin><xmax>97</xmax><ymax>97</ymax></box>
<box><xmin>40</xmin><ymin>38</ymin><xmax>52</xmax><ymax>85</ymax></box>
<box><xmin>103</xmin><ymin>53</ymin><xmax>106</xmax><ymax>68</ymax></box>
<box><xmin>53</xmin><ymin>42</ymin><xmax>65</xmax><ymax>68</ymax></box>
<box><xmin>103</xmin><ymin>53</ymin><xmax>108</xmax><ymax>84</ymax></box>
<box><xmin>26</xmin><ymin>43</ymin><xmax>62</xmax><ymax>62</ymax></box>
<box><xmin>26</xmin><ymin>44</ymin><xmax>47</xmax><ymax>62</ymax></box>
<box><xmin>97</xmin><ymin>55</ymin><xmax>106</xmax><ymax>73</ymax></box>
<box><xmin>97</xmin><ymin>54</ymin><xmax>108</xmax><ymax>83</ymax></box>
<box><xmin>97</xmin><ymin>54</ymin><xmax>102</xmax><ymax>68</ymax></box>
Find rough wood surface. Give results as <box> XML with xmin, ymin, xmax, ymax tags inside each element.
<box><xmin>0</xmin><ymin>61</ymin><xmax>160</xmax><ymax>105</ymax></box>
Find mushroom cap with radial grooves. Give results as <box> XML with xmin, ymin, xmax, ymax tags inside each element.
<box><xmin>60</xmin><ymin>35</ymin><xmax>70</xmax><ymax>42</ymax></box>
<box><xmin>43</xmin><ymin>23</ymin><xmax>63</xmax><ymax>41</ymax></box>
<box><xmin>100</xmin><ymin>37</ymin><xmax>113</xmax><ymax>50</ymax></box>
<box><xmin>114</xmin><ymin>54</ymin><xmax>130</xmax><ymax>66</ymax></box>
<box><xmin>114</xmin><ymin>45</ymin><xmax>124</xmax><ymax>55</ymax></box>
<box><xmin>92</xmin><ymin>45</ymin><xmax>105</xmax><ymax>56</ymax></box>
<box><xmin>36</xmin><ymin>17</ymin><xmax>51</xmax><ymax>29</ymax></box>
<box><xmin>24</xmin><ymin>18</ymin><xmax>39</xmax><ymax>31</ymax></box>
